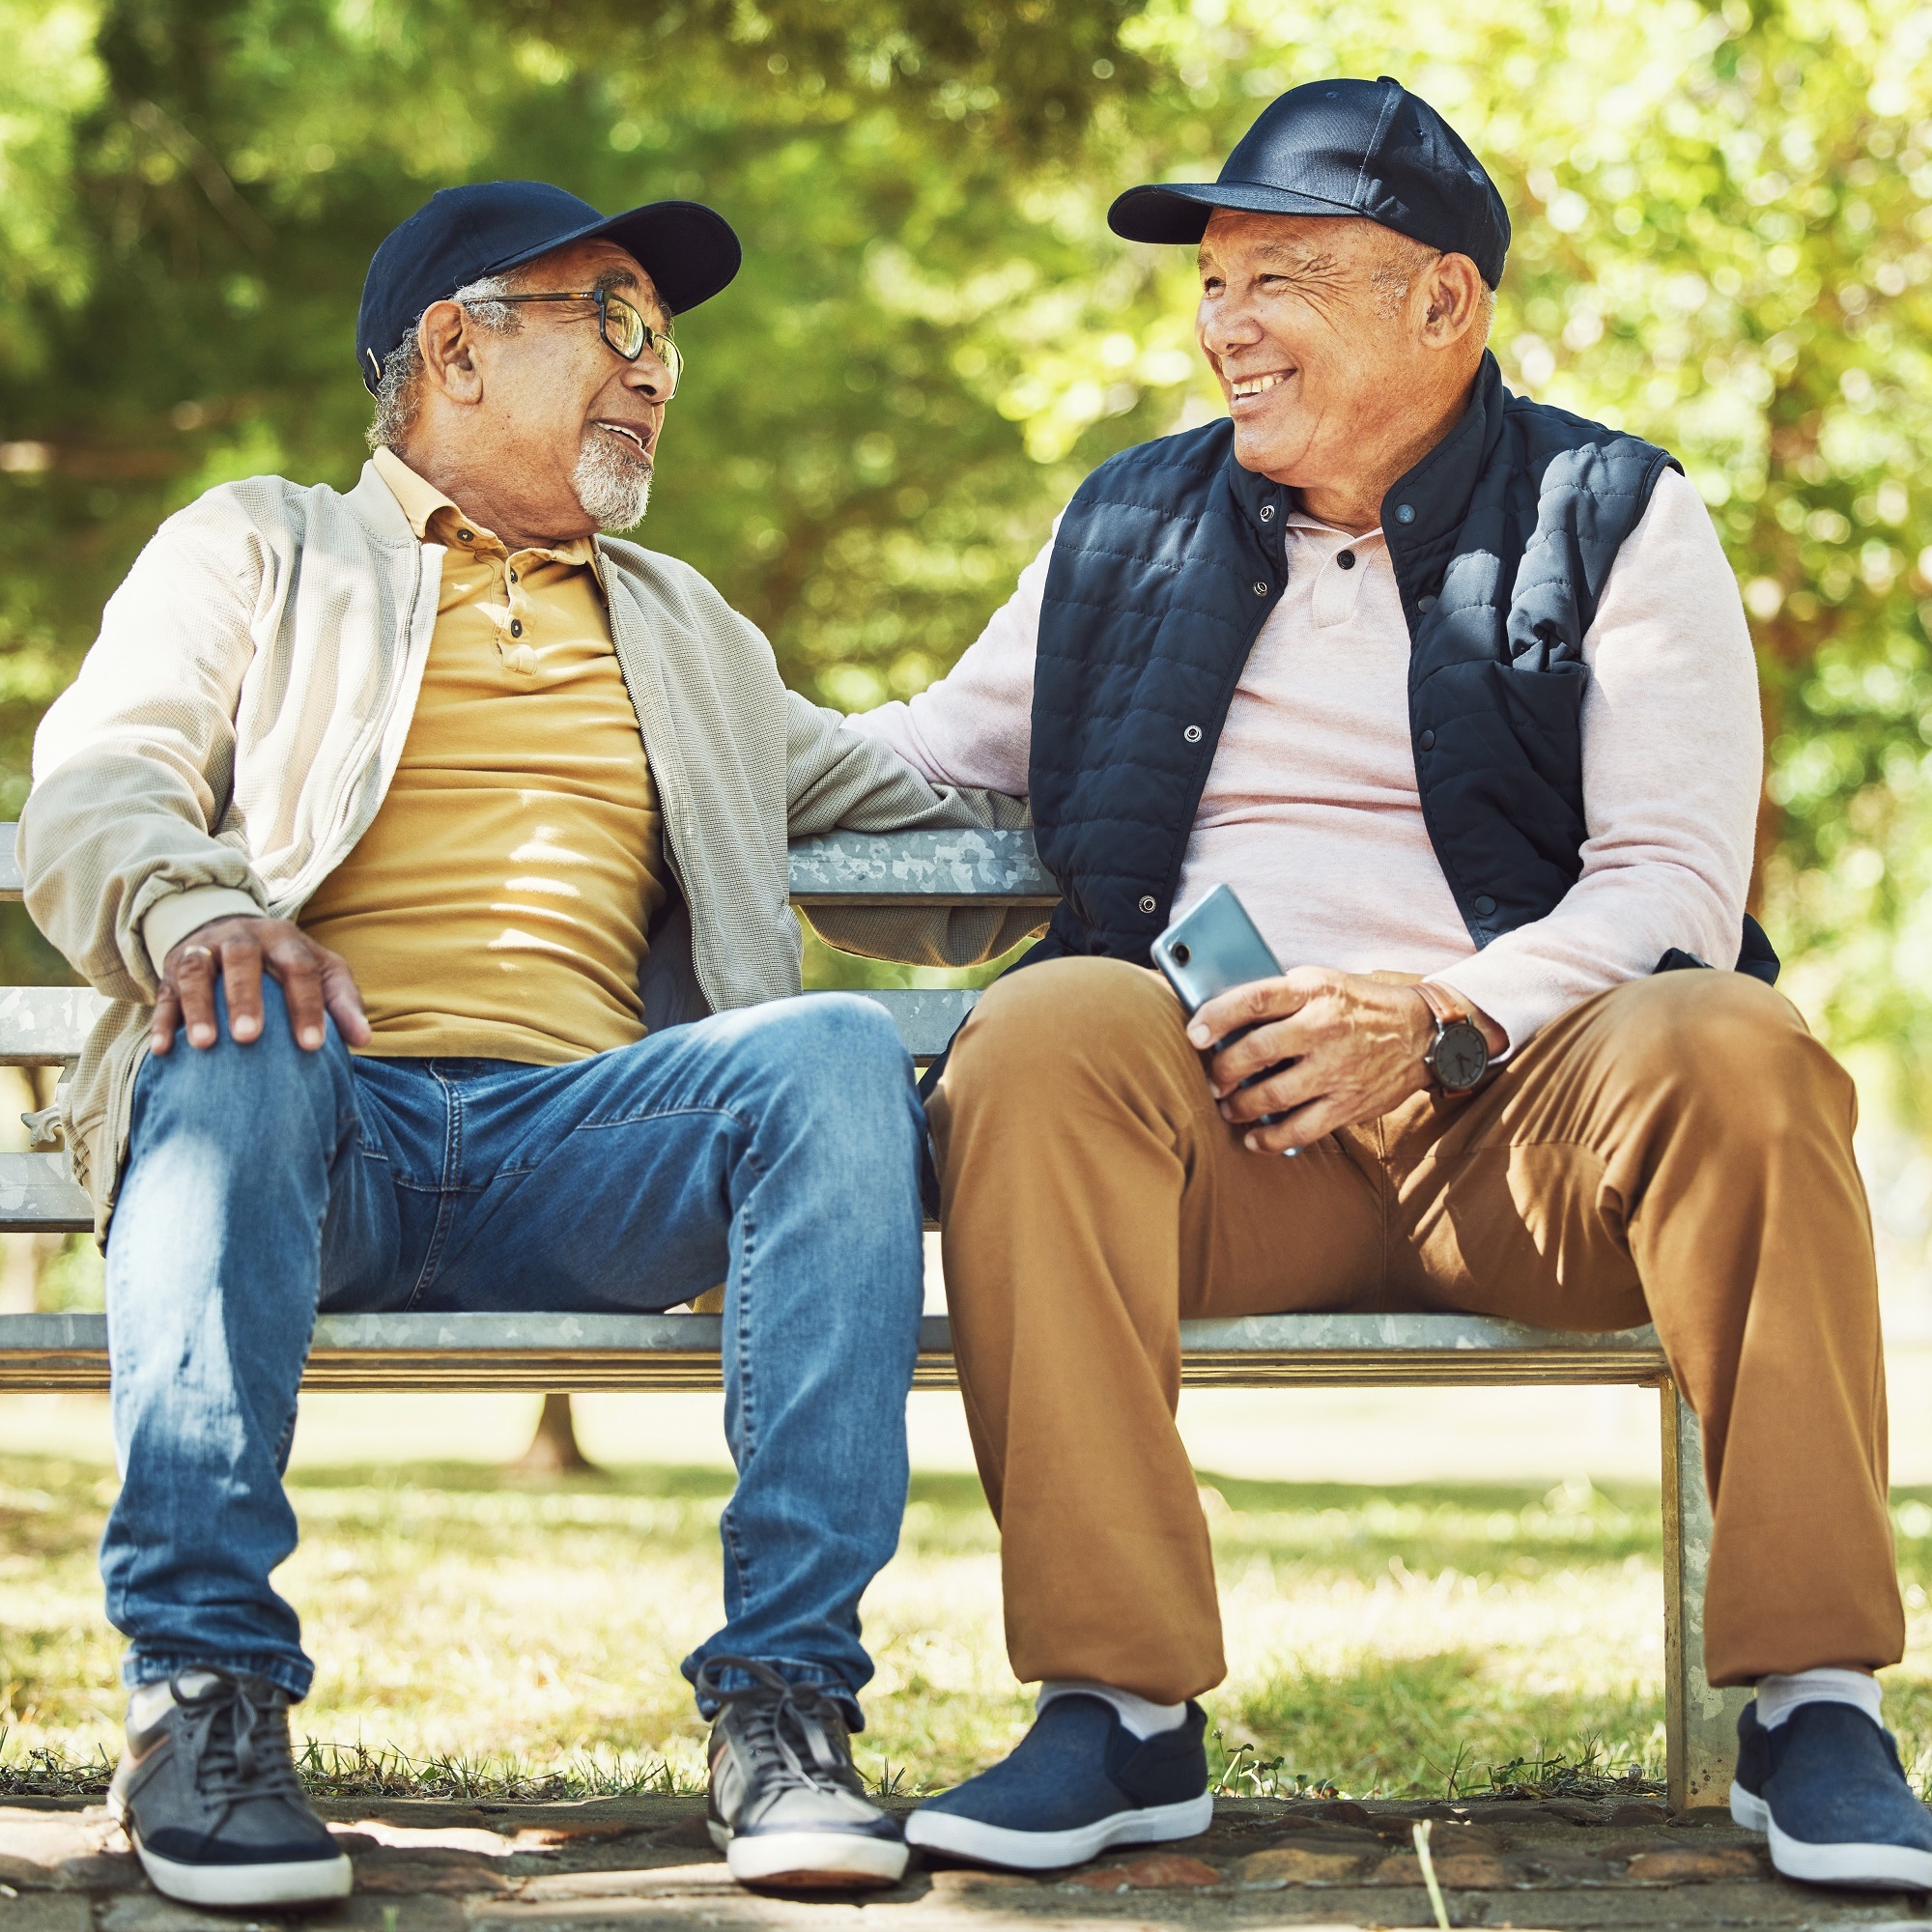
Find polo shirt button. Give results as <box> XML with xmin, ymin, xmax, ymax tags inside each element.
<box><xmin>1139</xmin><ymin>895</ymin><xmax>1157</xmax><ymax>916</ymax></box>
<box><xmin>1419</xmin><ymin>728</ymin><xmax>1436</xmax><ymax>751</ymax></box>
<box><xmin>1395</xmin><ymin>503</ymin><xmax>1416</xmax><ymax>525</ymax></box>
<box><xmin>1252</xmin><ymin>581</ymin><xmax>1268</xmax><ymax>596</ymax></box>
<box><xmin>1183</xmin><ymin>724</ymin><xmax>1203</xmax><ymax>743</ymax></box>
<box><xmin>1337</xmin><ymin>549</ymin><xmax>1356</xmax><ymax>570</ymax></box>
<box><xmin>509</xmin><ymin>618</ymin><xmax>524</xmax><ymax>638</ymax></box>
<box><xmin>1474</xmin><ymin>895</ymin><xmax>1496</xmax><ymax>917</ymax></box>
<box><xmin>457</xmin><ymin>528</ymin><xmax>473</xmax><ymax>542</ymax></box>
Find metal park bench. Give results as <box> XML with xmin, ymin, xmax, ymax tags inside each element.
<box><xmin>0</xmin><ymin>821</ymin><xmax>1744</xmax><ymax>1807</ymax></box>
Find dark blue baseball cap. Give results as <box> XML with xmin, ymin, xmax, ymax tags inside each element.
<box><xmin>356</xmin><ymin>181</ymin><xmax>742</xmax><ymax>393</ymax></box>
<box><xmin>1109</xmin><ymin>77</ymin><xmax>1509</xmax><ymax>288</ymax></box>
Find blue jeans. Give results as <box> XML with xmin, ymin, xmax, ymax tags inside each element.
<box><xmin>99</xmin><ymin>981</ymin><xmax>927</xmax><ymax>1720</ymax></box>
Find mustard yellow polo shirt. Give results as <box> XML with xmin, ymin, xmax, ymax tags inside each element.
<box><xmin>298</xmin><ymin>448</ymin><xmax>665</xmax><ymax>1062</ymax></box>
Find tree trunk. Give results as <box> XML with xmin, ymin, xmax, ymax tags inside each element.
<box><xmin>511</xmin><ymin>1393</ymin><xmax>597</xmax><ymax>1474</ymax></box>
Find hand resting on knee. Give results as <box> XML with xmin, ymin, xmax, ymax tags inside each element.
<box><xmin>153</xmin><ymin>916</ymin><xmax>371</xmax><ymax>1056</ymax></box>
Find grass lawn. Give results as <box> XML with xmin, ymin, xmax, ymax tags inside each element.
<box><xmin>4</xmin><ymin>1451</ymin><xmax>1928</xmax><ymax>1803</ymax></box>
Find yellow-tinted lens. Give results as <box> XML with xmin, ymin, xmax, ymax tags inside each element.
<box><xmin>603</xmin><ymin>293</ymin><xmax>647</xmax><ymax>358</ymax></box>
<box><xmin>604</xmin><ymin>294</ymin><xmax>680</xmax><ymax>394</ymax></box>
<box><xmin>651</xmin><ymin>332</ymin><xmax>683</xmax><ymax>394</ymax></box>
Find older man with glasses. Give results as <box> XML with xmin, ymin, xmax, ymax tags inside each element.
<box><xmin>20</xmin><ymin>180</ymin><xmax>1030</xmax><ymax>1910</ymax></box>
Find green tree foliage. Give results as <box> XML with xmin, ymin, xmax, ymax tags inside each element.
<box><xmin>1</xmin><ymin>0</ymin><xmax>1928</xmax><ymax>1101</ymax></box>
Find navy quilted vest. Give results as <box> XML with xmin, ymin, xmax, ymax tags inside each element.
<box><xmin>1025</xmin><ymin>352</ymin><xmax>1776</xmax><ymax>980</ymax></box>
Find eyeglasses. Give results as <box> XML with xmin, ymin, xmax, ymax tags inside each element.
<box><xmin>481</xmin><ymin>290</ymin><xmax>682</xmax><ymax>398</ymax></box>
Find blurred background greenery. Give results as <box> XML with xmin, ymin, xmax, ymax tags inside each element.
<box><xmin>0</xmin><ymin>0</ymin><xmax>1929</xmax><ymax>1115</ymax></box>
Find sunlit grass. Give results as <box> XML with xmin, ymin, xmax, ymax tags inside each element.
<box><xmin>3</xmin><ymin>1455</ymin><xmax>1927</xmax><ymax>1801</ymax></box>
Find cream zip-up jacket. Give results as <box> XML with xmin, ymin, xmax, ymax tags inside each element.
<box><xmin>22</xmin><ymin>460</ymin><xmax>1033</xmax><ymax>1227</ymax></box>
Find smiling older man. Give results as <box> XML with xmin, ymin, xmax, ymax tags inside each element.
<box><xmin>847</xmin><ymin>79</ymin><xmax>1929</xmax><ymax>1889</ymax></box>
<box><xmin>19</xmin><ymin>181</ymin><xmax>1029</xmax><ymax>1908</ymax></box>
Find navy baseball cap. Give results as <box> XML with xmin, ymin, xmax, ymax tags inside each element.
<box><xmin>356</xmin><ymin>181</ymin><xmax>742</xmax><ymax>393</ymax></box>
<box><xmin>1109</xmin><ymin>77</ymin><xmax>1510</xmax><ymax>289</ymax></box>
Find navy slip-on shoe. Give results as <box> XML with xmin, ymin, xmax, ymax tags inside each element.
<box><xmin>1731</xmin><ymin>1697</ymin><xmax>1932</xmax><ymax>1891</ymax></box>
<box><xmin>903</xmin><ymin>1694</ymin><xmax>1213</xmax><ymax>1871</ymax></box>
<box><xmin>1730</xmin><ymin>1697</ymin><xmax>1772</xmax><ymax>1833</ymax></box>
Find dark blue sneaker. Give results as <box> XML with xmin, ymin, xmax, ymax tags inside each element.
<box><xmin>1730</xmin><ymin>1698</ymin><xmax>1932</xmax><ymax>1890</ymax></box>
<box><xmin>903</xmin><ymin>1694</ymin><xmax>1212</xmax><ymax>1871</ymax></box>
<box><xmin>1730</xmin><ymin>1698</ymin><xmax>1772</xmax><ymax>1833</ymax></box>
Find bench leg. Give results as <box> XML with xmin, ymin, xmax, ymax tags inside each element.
<box><xmin>1661</xmin><ymin>1378</ymin><xmax>1748</xmax><ymax>1809</ymax></box>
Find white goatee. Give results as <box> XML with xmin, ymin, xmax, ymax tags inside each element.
<box><xmin>572</xmin><ymin>428</ymin><xmax>653</xmax><ymax>530</ymax></box>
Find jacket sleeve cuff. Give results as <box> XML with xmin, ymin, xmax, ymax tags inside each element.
<box><xmin>141</xmin><ymin>887</ymin><xmax>266</xmax><ymax>974</ymax></box>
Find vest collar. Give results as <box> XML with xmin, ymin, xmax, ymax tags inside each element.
<box><xmin>1224</xmin><ymin>431</ymin><xmax>1291</xmax><ymax>545</ymax></box>
<box><xmin>1217</xmin><ymin>353</ymin><xmax>1505</xmax><ymax>582</ymax></box>
<box><xmin>1378</xmin><ymin>351</ymin><xmax>1506</xmax><ymax>612</ymax></box>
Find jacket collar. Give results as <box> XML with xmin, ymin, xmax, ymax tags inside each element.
<box><xmin>345</xmin><ymin>458</ymin><xmax>423</xmax><ymax>550</ymax></box>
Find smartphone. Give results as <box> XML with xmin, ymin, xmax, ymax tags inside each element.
<box><xmin>1151</xmin><ymin>885</ymin><xmax>1293</xmax><ymax>1130</ymax></box>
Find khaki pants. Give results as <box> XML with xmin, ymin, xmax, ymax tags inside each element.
<box><xmin>927</xmin><ymin>957</ymin><xmax>1902</xmax><ymax>1701</ymax></box>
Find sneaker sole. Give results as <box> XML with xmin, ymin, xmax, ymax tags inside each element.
<box><xmin>1764</xmin><ymin>1818</ymin><xmax>1932</xmax><ymax>1891</ymax></box>
<box><xmin>128</xmin><ymin>1833</ymin><xmax>354</xmax><ymax>1907</ymax></box>
<box><xmin>1730</xmin><ymin>1781</ymin><xmax>1770</xmax><ymax>1833</ymax></box>
<box><xmin>903</xmin><ymin>1792</ymin><xmax>1215</xmax><ymax>1872</ymax></box>
<box><xmin>709</xmin><ymin>1821</ymin><xmax>908</xmax><ymax>1889</ymax></box>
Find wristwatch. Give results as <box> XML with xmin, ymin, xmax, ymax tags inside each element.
<box><xmin>1415</xmin><ymin>981</ymin><xmax>1490</xmax><ymax>1093</ymax></box>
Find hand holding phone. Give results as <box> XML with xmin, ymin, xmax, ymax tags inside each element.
<box><xmin>1151</xmin><ymin>885</ymin><xmax>1295</xmax><ymax>1134</ymax></box>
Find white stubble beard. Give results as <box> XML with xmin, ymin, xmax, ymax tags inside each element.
<box><xmin>572</xmin><ymin>426</ymin><xmax>653</xmax><ymax>531</ymax></box>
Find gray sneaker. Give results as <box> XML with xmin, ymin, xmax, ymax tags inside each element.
<box><xmin>109</xmin><ymin>1669</ymin><xmax>353</xmax><ymax>1907</ymax></box>
<box><xmin>697</xmin><ymin>1657</ymin><xmax>907</xmax><ymax>1889</ymax></box>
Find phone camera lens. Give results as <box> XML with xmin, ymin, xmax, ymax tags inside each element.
<box><xmin>1170</xmin><ymin>943</ymin><xmax>1190</xmax><ymax>966</ymax></box>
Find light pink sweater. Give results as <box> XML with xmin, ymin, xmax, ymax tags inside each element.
<box><xmin>845</xmin><ymin>467</ymin><xmax>1762</xmax><ymax>1050</ymax></box>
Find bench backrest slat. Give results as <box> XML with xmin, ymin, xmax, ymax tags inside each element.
<box><xmin>6</xmin><ymin>825</ymin><xmax>1061</xmax><ymax>908</ymax></box>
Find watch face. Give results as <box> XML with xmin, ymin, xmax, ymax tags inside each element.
<box><xmin>1432</xmin><ymin>1019</ymin><xmax>1489</xmax><ymax>1091</ymax></box>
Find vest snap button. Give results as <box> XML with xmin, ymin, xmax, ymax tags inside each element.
<box><xmin>1139</xmin><ymin>895</ymin><xmax>1157</xmax><ymax>916</ymax></box>
<box><xmin>1183</xmin><ymin>724</ymin><xmax>1203</xmax><ymax>743</ymax></box>
<box><xmin>1419</xmin><ymin>728</ymin><xmax>1436</xmax><ymax>751</ymax></box>
<box><xmin>1474</xmin><ymin>895</ymin><xmax>1496</xmax><ymax>918</ymax></box>
<box><xmin>1260</xmin><ymin>503</ymin><xmax>1275</xmax><ymax>521</ymax></box>
<box><xmin>1418</xmin><ymin>594</ymin><xmax>1436</xmax><ymax>612</ymax></box>
<box><xmin>1395</xmin><ymin>503</ymin><xmax>1416</xmax><ymax>525</ymax></box>
<box><xmin>1252</xmin><ymin>580</ymin><xmax>1268</xmax><ymax>597</ymax></box>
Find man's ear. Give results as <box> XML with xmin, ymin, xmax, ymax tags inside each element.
<box><xmin>417</xmin><ymin>298</ymin><xmax>485</xmax><ymax>406</ymax></box>
<box><xmin>1417</xmin><ymin>253</ymin><xmax>1488</xmax><ymax>353</ymax></box>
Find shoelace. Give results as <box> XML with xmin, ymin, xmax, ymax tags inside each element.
<box><xmin>697</xmin><ymin>1656</ymin><xmax>855</xmax><ymax>1796</ymax></box>
<box><xmin>171</xmin><ymin>1671</ymin><xmax>308</xmax><ymax>1810</ymax></box>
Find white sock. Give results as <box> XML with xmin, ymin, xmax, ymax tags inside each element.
<box><xmin>128</xmin><ymin>1669</ymin><xmax>226</xmax><ymax>1732</ymax></box>
<box><xmin>1756</xmin><ymin>1667</ymin><xmax>1882</xmax><ymax>1730</ymax></box>
<box><xmin>128</xmin><ymin>1680</ymin><xmax>176</xmax><ymax>1729</ymax></box>
<box><xmin>1038</xmin><ymin>1679</ymin><xmax>1185</xmax><ymax>1740</ymax></box>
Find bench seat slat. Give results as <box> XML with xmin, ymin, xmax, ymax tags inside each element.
<box><xmin>0</xmin><ymin>1309</ymin><xmax>1666</xmax><ymax>1394</ymax></box>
